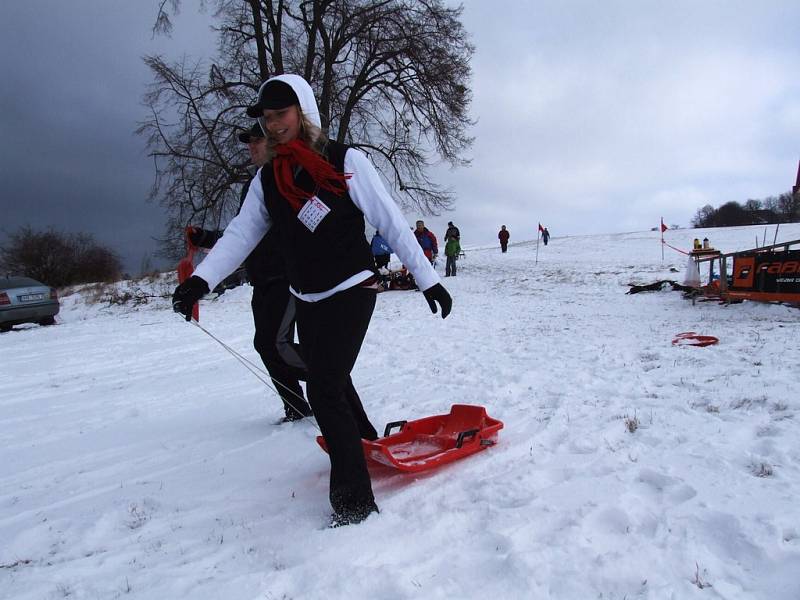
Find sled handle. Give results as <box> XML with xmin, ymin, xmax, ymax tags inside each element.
<box><xmin>383</xmin><ymin>420</ymin><xmax>407</xmax><ymax>437</ymax></box>
<box><xmin>456</xmin><ymin>429</ymin><xmax>480</xmax><ymax>448</ymax></box>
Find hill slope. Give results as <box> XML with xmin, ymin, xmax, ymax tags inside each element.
<box><xmin>2</xmin><ymin>224</ymin><xmax>799</xmax><ymax>599</ymax></box>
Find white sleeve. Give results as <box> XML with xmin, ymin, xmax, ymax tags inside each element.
<box><xmin>344</xmin><ymin>149</ymin><xmax>440</xmax><ymax>291</ymax></box>
<box><xmin>192</xmin><ymin>169</ymin><xmax>272</xmax><ymax>291</ymax></box>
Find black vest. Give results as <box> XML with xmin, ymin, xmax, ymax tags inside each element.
<box><xmin>259</xmin><ymin>141</ymin><xmax>375</xmax><ymax>294</ymax></box>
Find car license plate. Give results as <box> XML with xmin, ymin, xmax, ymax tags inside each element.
<box><xmin>19</xmin><ymin>293</ymin><xmax>45</xmax><ymax>302</ymax></box>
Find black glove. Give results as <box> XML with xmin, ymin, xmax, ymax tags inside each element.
<box><xmin>423</xmin><ymin>283</ymin><xmax>452</xmax><ymax>319</ymax></box>
<box><xmin>187</xmin><ymin>227</ymin><xmax>220</xmax><ymax>249</ymax></box>
<box><xmin>172</xmin><ymin>276</ymin><xmax>210</xmax><ymax>321</ymax></box>
<box><xmin>187</xmin><ymin>227</ymin><xmax>204</xmax><ymax>246</ymax></box>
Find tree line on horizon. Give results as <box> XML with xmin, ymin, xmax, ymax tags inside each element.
<box><xmin>691</xmin><ymin>191</ymin><xmax>800</xmax><ymax>228</ymax></box>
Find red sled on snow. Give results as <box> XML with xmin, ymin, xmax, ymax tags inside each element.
<box><xmin>316</xmin><ymin>404</ymin><xmax>503</xmax><ymax>473</ymax></box>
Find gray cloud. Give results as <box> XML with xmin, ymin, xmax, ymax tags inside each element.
<box><xmin>1</xmin><ymin>1</ymin><xmax>799</xmax><ymax>271</ymax></box>
<box><xmin>433</xmin><ymin>1</ymin><xmax>800</xmax><ymax>244</ymax></box>
<box><xmin>0</xmin><ymin>1</ymin><xmax>215</xmax><ymax>273</ymax></box>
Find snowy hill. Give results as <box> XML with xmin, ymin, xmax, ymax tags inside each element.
<box><xmin>2</xmin><ymin>224</ymin><xmax>799</xmax><ymax>599</ymax></box>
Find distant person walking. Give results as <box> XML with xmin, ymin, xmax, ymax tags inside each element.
<box><xmin>498</xmin><ymin>225</ymin><xmax>510</xmax><ymax>253</ymax></box>
<box><xmin>542</xmin><ymin>227</ymin><xmax>550</xmax><ymax>246</ymax></box>
<box><xmin>444</xmin><ymin>235</ymin><xmax>461</xmax><ymax>277</ymax></box>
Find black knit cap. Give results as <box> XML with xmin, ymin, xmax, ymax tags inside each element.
<box><xmin>238</xmin><ymin>122</ymin><xmax>265</xmax><ymax>144</ymax></box>
<box><xmin>246</xmin><ymin>79</ymin><xmax>300</xmax><ymax>118</ymax></box>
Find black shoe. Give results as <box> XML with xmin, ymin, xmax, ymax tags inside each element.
<box><xmin>281</xmin><ymin>412</ymin><xmax>306</xmax><ymax>423</ymax></box>
<box><xmin>329</xmin><ymin>503</ymin><xmax>379</xmax><ymax>528</ymax></box>
<box><xmin>281</xmin><ymin>405</ymin><xmax>313</xmax><ymax>422</ymax></box>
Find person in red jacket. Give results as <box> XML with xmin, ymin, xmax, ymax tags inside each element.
<box><xmin>414</xmin><ymin>220</ymin><xmax>438</xmax><ymax>264</ymax></box>
<box><xmin>498</xmin><ymin>225</ymin><xmax>510</xmax><ymax>253</ymax></box>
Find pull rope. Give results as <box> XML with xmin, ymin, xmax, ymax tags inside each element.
<box><xmin>662</xmin><ymin>239</ymin><xmax>691</xmax><ymax>256</ymax></box>
<box><xmin>187</xmin><ymin>318</ymin><xmax>320</xmax><ymax>432</ymax></box>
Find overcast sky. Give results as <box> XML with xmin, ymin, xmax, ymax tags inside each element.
<box><xmin>2</xmin><ymin>1</ymin><xmax>799</xmax><ymax>273</ymax></box>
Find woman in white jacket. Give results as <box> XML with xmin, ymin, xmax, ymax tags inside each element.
<box><xmin>173</xmin><ymin>74</ymin><xmax>452</xmax><ymax>526</ymax></box>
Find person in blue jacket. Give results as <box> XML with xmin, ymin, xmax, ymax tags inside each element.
<box><xmin>370</xmin><ymin>231</ymin><xmax>393</xmax><ymax>270</ymax></box>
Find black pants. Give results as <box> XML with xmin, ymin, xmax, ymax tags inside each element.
<box><xmin>374</xmin><ymin>254</ymin><xmax>390</xmax><ymax>270</ymax></box>
<box><xmin>251</xmin><ymin>283</ymin><xmax>312</xmax><ymax>418</ymax></box>
<box><xmin>500</xmin><ymin>242</ymin><xmax>508</xmax><ymax>253</ymax></box>
<box><xmin>295</xmin><ymin>285</ymin><xmax>378</xmax><ymax>517</ymax></box>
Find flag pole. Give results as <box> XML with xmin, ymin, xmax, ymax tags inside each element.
<box><xmin>535</xmin><ymin>229</ymin><xmax>540</xmax><ymax>265</ymax></box>
<box><xmin>661</xmin><ymin>217</ymin><xmax>664</xmax><ymax>261</ymax></box>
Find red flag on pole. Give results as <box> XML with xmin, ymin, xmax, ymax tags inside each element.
<box><xmin>660</xmin><ymin>218</ymin><xmax>668</xmax><ymax>233</ymax></box>
<box><xmin>177</xmin><ymin>227</ymin><xmax>200</xmax><ymax>322</ymax></box>
<box><xmin>538</xmin><ymin>223</ymin><xmax>544</xmax><ymax>233</ymax></box>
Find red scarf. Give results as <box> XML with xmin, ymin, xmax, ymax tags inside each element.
<box><xmin>272</xmin><ymin>139</ymin><xmax>351</xmax><ymax>212</ymax></box>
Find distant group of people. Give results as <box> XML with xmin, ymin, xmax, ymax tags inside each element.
<box><xmin>371</xmin><ymin>219</ymin><xmax>462</xmax><ymax>278</ymax></box>
<box><xmin>372</xmin><ymin>221</ymin><xmax>551</xmax><ymax>276</ymax></box>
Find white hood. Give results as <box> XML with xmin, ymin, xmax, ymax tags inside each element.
<box><xmin>258</xmin><ymin>73</ymin><xmax>321</xmax><ymax>128</ymax></box>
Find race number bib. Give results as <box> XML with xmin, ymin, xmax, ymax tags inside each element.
<box><xmin>297</xmin><ymin>196</ymin><xmax>331</xmax><ymax>232</ymax></box>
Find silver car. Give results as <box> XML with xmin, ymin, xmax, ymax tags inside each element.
<box><xmin>0</xmin><ymin>276</ymin><xmax>60</xmax><ymax>332</ymax></box>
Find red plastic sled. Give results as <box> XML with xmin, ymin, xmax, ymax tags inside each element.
<box><xmin>316</xmin><ymin>404</ymin><xmax>503</xmax><ymax>473</ymax></box>
<box><xmin>672</xmin><ymin>331</ymin><xmax>719</xmax><ymax>347</ymax></box>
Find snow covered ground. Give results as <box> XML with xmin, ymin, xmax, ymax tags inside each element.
<box><xmin>2</xmin><ymin>224</ymin><xmax>799</xmax><ymax>599</ymax></box>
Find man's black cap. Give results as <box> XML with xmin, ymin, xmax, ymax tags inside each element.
<box><xmin>238</xmin><ymin>123</ymin><xmax>265</xmax><ymax>144</ymax></box>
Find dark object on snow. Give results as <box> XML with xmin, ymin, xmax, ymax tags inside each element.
<box><xmin>626</xmin><ymin>280</ymin><xmax>694</xmax><ymax>295</ymax></box>
<box><xmin>378</xmin><ymin>268</ymin><xmax>417</xmax><ymax>291</ymax></box>
<box><xmin>317</xmin><ymin>404</ymin><xmax>503</xmax><ymax>473</ymax></box>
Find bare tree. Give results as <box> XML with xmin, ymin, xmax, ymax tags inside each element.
<box><xmin>691</xmin><ymin>204</ymin><xmax>716</xmax><ymax>228</ymax></box>
<box><xmin>139</xmin><ymin>0</ymin><xmax>474</xmax><ymax>260</ymax></box>
<box><xmin>776</xmin><ymin>191</ymin><xmax>799</xmax><ymax>223</ymax></box>
<box><xmin>0</xmin><ymin>227</ymin><xmax>122</xmax><ymax>287</ymax></box>
<box><xmin>743</xmin><ymin>198</ymin><xmax>761</xmax><ymax>213</ymax></box>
